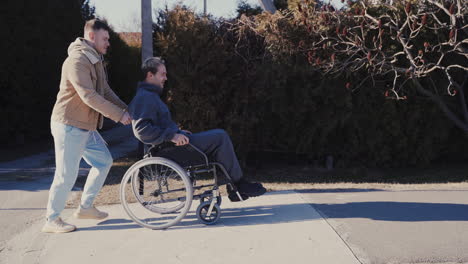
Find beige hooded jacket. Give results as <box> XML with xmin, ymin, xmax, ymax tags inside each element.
<box><xmin>51</xmin><ymin>38</ymin><xmax>127</xmax><ymax>131</ymax></box>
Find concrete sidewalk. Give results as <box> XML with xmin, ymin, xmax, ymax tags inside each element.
<box><xmin>0</xmin><ymin>124</ymin><xmax>139</xmax><ymax>261</ymax></box>
<box><xmin>2</xmin><ymin>191</ymin><xmax>360</xmax><ymax>264</ymax></box>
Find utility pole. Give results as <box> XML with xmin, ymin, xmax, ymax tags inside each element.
<box><xmin>139</xmin><ymin>0</ymin><xmax>153</xmax><ymax>156</ymax></box>
<box><xmin>258</xmin><ymin>0</ymin><xmax>276</xmax><ymax>13</ymax></box>
<box><xmin>141</xmin><ymin>0</ymin><xmax>153</xmax><ymax>62</ymax></box>
<box><xmin>203</xmin><ymin>0</ymin><xmax>207</xmax><ymax>16</ymax></box>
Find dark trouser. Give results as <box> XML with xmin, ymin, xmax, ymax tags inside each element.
<box><xmin>185</xmin><ymin>129</ymin><xmax>243</xmax><ymax>182</ymax></box>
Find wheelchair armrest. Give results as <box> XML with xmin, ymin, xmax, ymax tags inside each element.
<box><xmin>146</xmin><ymin>142</ymin><xmax>209</xmax><ymax>167</ymax></box>
<box><xmin>185</xmin><ymin>143</ymin><xmax>209</xmax><ymax>166</ymax></box>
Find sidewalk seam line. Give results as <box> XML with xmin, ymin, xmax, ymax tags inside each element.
<box><xmin>311</xmin><ymin>204</ymin><xmax>363</xmax><ymax>264</ymax></box>
<box><xmin>294</xmin><ymin>190</ymin><xmax>363</xmax><ymax>263</ymax></box>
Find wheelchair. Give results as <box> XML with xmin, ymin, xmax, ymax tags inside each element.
<box><xmin>120</xmin><ymin>142</ymin><xmax>244</xmax><ymax>229</ymax></box>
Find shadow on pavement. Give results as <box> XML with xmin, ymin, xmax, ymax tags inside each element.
<box><xmin>296</xmin><ymin>188</ymin><xmax>384</xmax><ymax>194</ymax></box>
<box><xmin>77</xmin><ymin>203</ymin><xmax>322</xmax><ymax>231</ymax></box>
<box><xmin>314</xmin><ymin>201</ymin><xmax>468</xmax><ymax>222</ymax></box>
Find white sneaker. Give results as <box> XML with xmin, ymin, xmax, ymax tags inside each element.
<box><xmin>41</xmin><ymin>217</ymin><xmax>76</xmax><ymax>233</ymax></box>
<box><xmin>73</xmin><ymin>206</ymin><xmax>108</xmax><ymax>220</ymax></box>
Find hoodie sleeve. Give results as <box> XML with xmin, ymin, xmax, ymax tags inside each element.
<box><xmin>129</xmin><ymin>94</ymin><xmax>178</xmax><ymax>146</ymax></box>
<box><xmin>68</xmin><ymin>58</ymin><xmax>126</xmax><ymax>122</ymax></box>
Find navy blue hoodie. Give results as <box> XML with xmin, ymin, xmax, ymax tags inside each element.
<box><xmin>128</xmin><ymin>82</ymin><xmax>179</xmax><ymax>145</ymax></box>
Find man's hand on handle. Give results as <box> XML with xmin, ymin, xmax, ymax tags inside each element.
<box><xmin>171</xmin><ymin>133</ymin><xmax>189</xmax><ymax>146</ymax></box>
<box><xmin>119</xmin><ymin>112</ymin><xmax>131</xmax><ymax>125</ymax></box>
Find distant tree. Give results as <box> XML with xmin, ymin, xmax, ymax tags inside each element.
<box><xmin>81</xmin><ymin>0</ymin><xmax>96</xmax><ymax>20</ymax></box>
<box><xmin>237</xmin><ymin>1</ymin><xmax>263</xmax><ymax>18</ymax></box>
<box><xmin>240</xmin><ymin>0</ymin><xmax>468</xmax><ymax>133</ymax></box>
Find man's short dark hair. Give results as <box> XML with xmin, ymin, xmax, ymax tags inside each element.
<box><xmin>84</xmin><ymin>19</ymin><xmax>111</xmax><ymax>33</ymax></box>
<box><xmin>142</xmin><ymin>57</ymin><xmax>165</xmax><ymax>80</ymax></box>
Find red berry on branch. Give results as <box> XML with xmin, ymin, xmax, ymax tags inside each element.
<box><xmin>449</xmin><ymin>3</ymin><xmax>455</xmax><ymax>15</ymax></box>
<box><xmin>385</xmin><ymin>90</ymin><xmax>389</xmax><ymax>97</ymax></box>
<box><xmin>424</xmin><ymin>42</ymin><xmax>430</xmax><ymax>48</ymax></box>
<box><xmin>346</xmin><ymin>82</ymin><xmax>351</xmax><ymax>89</ymax></box>
<box><xmin>405</xmin><ymin>2</ymin><xmax>411</xmax><ymax>13</ymax></box>
<box><xmin>421</xmin><ymin>14</ymin><xmax>427</xmax><ymax>25</ymax></box>
<box><xmin>367</xmin><ymin>51</ymin><xmax>372</xmax><ymax>61</ymax></box>
<box><xmin>405</xmin><ymin>68</ymin><xmax>412</xmax><ymax>76</ymax></box>
<box><xmin>449</xmin><ymin>28</ymin><xmax>456</xmax><ymax>40</ymax></box>
<box><xmin>342</xmin><ymin>27</ymin><xmax>348</xmax><ymax>36</ymax></box>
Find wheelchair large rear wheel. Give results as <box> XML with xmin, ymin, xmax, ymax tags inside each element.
<box><xmin>120</xmin><ymin>157</ymin><xmax>193</xmax><ymax>229</ymax></box>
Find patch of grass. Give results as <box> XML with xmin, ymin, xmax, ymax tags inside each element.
<box><xmin>67</xmin><ymin>156</ymin><xmax>468</xmax><ymax>207</ymax></box>
<box><xmin>248</xmin><ymin>163</ymin><xmax>468</xmax><ymax>184</ymax></box>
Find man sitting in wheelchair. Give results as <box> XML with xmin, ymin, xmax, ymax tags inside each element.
<box><xmin>128</xmin><ymin>57</ymin><xmax>266</xmax><ymax>202</ymax></box>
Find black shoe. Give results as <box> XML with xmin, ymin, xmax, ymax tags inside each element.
<box><xmin>227</xmin><ymin>183</ymin><xmax>248</xmax><ymax>202</ymax></box>
<box><xmin>228</xmin><ymin>192</ymin><xmax>249</xmax><ymax>202</ymax></box>
<box><xmin>235</xmin><ymin>180</ymin><xmax>266</xmax><ymax>197</ymax></box>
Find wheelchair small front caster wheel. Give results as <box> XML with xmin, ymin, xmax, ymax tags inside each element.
<box><xmin>196</xmin><ymin>201</ymin><xmax>221</xmax><ymax>225</ymax></box>
<box><xmin>200</xmin><ymin>191</ymin><xmax>222</xmax><ymax>206</ymax></box>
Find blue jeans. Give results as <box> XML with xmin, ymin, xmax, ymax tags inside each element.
<box><xmin>46</xmin><ymin>121</ymin><xmax>113</xmax><ymax>221</ymax></box>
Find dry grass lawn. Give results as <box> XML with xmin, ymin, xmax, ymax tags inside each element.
<box><xmin>66</xmin><ymin>156</ymin><xmax>468</xmax><ymax>207</ymax></box>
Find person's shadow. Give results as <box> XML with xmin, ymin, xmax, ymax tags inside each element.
<box><xmin>312</xmin><ymin>201</ymin><xmax>468</xmax><ymax>222</ymax></box>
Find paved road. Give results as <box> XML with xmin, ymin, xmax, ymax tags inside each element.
<box><xmin>299</xmin><ymin>188</ymin><xmax>468</xmax><ymax>264</ymax></box>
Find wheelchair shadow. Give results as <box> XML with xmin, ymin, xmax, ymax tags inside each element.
<box><xmin>87</xmin><ymin>202</ymin><xmax>322</xmax><ymax>231</ymax></box>
<box><xmin>88</xmin><ymin>199</ymin><xmax>468</xmax><ymax>232</ymax></box>
<box><xmin>174</xmin><ymin>203</ymin><xmax>321</xmax><ymax>230</ymax></box>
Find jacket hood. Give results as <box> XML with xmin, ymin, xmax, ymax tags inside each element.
<box><xmin>67</xmin><ymin>38</ymin><xmax>102</xmax><ymax>64</ymax></box>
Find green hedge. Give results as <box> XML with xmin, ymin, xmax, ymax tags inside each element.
<box><xmin>0</xmin><ymin>0</ymin><xmax>140</xmax><ymax>146</ymax></box>
<box><xmin>153</xmin><ymin>6</ymin><xmax>467</xmax><ymax>167</ymax></box>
